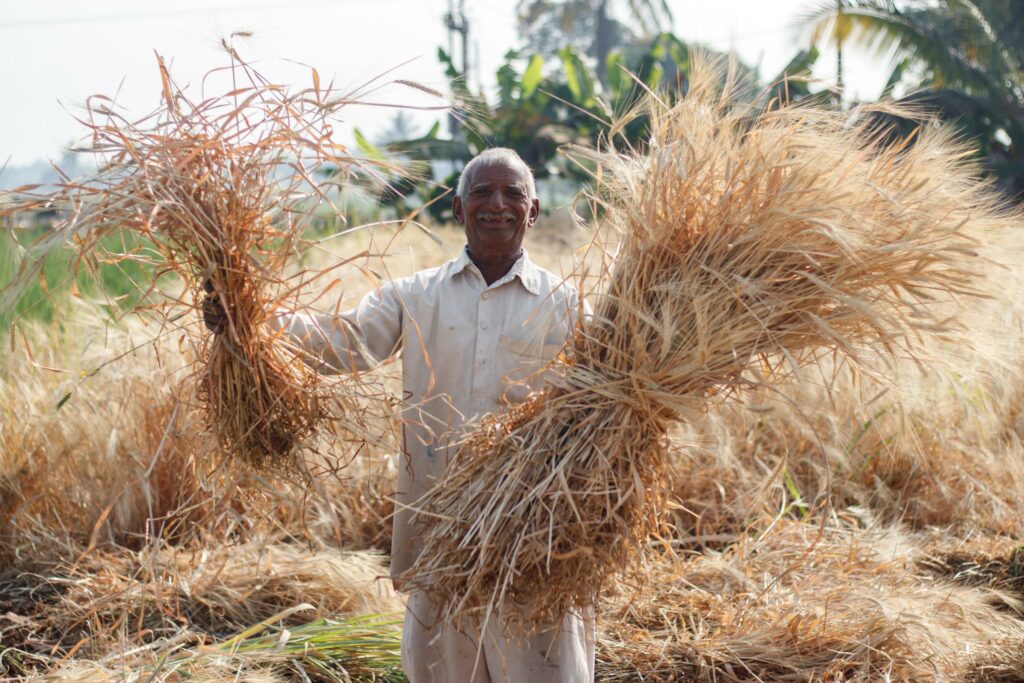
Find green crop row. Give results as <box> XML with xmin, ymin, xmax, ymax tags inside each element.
<box><xmin>0</xmin><ymin>228</ymin><xmax>169</xmax><ymax>330</ymax></box>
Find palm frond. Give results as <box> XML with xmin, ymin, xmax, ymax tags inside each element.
<box><xmin>800</xmin><ymin>0</ymin><xmax>1014</xmax><ymax>98</ymax></box>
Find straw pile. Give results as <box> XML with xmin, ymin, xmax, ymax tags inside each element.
<box><xmin>0</xmin><ymin>307</ymin><xmax>401</xmax><ymax>567</ymax></box>
<box><xmin>0</xmin><ymin>540</ymin><xmax>399</xmax><ymax>671</ymax></box>
<box><xmin>406</xmin><ymin>62</ymin><xmax>1017</xmax><ymax>627</ymax></box>
<box><xmin>1</xmin><ymin>50</ymin><xmax>424</xmax><ymax>471</ymax></box>
<box><xmin>595</xmin><ymin>521</ymin><xmax>1024</xmax><ymax>681</ymax></box>
<box><xmin>0</xmin><ymin>311</ymin><xmax>406</xmax><ymax>680</ymax></box>
<box><xmin>663</xmin><ymin>354</ymin><xmax>1024</xmax><ymax>544</ymax></box>
<box><xmin>1</xmin><ymin>540</ymin><xmax>402</xmax><ymax>679</ymax></box>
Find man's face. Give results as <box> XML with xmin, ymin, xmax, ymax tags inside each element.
<box><xmin>453</xmin><ymin>161</ymin><xmax>539</xmax><ymax>259</ymax></box>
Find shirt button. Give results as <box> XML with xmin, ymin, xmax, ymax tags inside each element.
<box><xmin>482</xmin><ymin>292</ymin><xmax>489</xmax><ymax>300</ymax></box>
<box><xmin>480</xmin><ymin>321</ymin><xmax>489</xmax><ymax>330</ymax></box>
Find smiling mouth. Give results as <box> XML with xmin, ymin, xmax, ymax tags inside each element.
<box><xmin>477</xmin><ymin>212</ymin><xmax>516</xmax><ymax>225</ymax></box>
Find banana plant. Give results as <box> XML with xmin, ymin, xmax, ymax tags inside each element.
<box><xmin>378</xmin><ymin>34</ymin><xmax>819</xmax><ymax>219</ymax></box>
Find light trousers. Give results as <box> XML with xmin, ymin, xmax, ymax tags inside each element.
<box><xmin>401</xmin><ymin>591</ymin><xmax>595</xmax><ymax>682</ymax></box>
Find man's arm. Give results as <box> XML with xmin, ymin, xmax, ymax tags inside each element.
<box><xmin>270</xmin><ymin>282</ymin><xmax>404</xmax><ymax>375</ymax></box>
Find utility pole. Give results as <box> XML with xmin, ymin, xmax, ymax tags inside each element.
<box><xmin>836</xmin><ymin>0</ymin><xmax>845</xmax><ymax>97</ymax></box>
<box><xmin>444</xmin><ymin>0</ymin><xmax>470</xmax><ymax>138</ymax></box>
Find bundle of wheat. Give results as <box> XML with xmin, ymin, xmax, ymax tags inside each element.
<box><xmin>406</xmin><ymin>61</ymin><xmax>1019</xmax><ymax>627</ymax></box>
<box><xmin>0</xmin><ymin>49</ymin><xmax>434</xmax><ymax>471</ymax></box>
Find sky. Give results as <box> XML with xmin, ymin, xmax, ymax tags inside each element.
<box><xmin>0</xmin><ymin>0</ymin><xmax>892</xmax><ymax>170</ymax></box>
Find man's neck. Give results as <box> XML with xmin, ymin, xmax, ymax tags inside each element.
<box><xmin>467</xmin><ymin>247</ymin><xmax>522</xmax><ymax>286</ymax></box>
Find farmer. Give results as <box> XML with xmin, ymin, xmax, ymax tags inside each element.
<box><xmin>205</xmin><ymin>148</ymin><xmax>594</xmax><ymax>682</ymax></box>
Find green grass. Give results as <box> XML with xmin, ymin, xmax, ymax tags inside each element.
<box><xmin>157</xmin><ymin>612</ymin><xmax>407</xmax><ymax>682</ymax></box>
<box><xmin>0</xmin><ymin>227</ymin><xmax>169</xmax><ymax>330</ymax></box>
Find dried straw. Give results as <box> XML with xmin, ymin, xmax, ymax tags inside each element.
<box><xmin>0</xmin><ymin>539</ymin><xmax>400</xmax><ymax>674</ymax></box>
<box><xmin>595</xmin><ymin>521</ymin><xmax>1024</xmax><ymax>681</ymax></box>
<box><xmin>405</xmin><ymin>61</ymin><xmax>1018</xmax><ymax>627</ymax></box>
<box><xmin>1</xmin><ymin>48</ymin><xmax>431</xmax><ymax>471</ymax></box>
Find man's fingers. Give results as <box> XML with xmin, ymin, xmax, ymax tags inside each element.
<box><xmin>201</xmin><ymin>295</ymin><xmax>227</xmax><ymax>334</ymax></box>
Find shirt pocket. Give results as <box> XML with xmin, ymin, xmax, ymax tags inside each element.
<box><xmin>496</xmin><ymin>334</ymin><xmax>564</xmax><ymax>405</ymax></box>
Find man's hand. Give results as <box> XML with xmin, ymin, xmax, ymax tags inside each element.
<box><xmin>201</xmin><ymin>279</ymin><xmax>227</xmax><ymax>334</ymax></box>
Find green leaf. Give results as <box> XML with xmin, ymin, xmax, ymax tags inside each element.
<box><xmin>773</xmin><ymin>46</ymin><xmax>819</xmax><ymax>84</ymax></box>
<box><xmin>764</xmin><ymin>46</ymin><xmax>820</xmax><ymax>104</ymax></box>
<box><xmin>781</xmin><ymin>466</ymin><xmax>809</xmax><ymax>518</ymax></box>
<box><xmin>650</xmin><ymin>38</ymin><xmax>667</xmax><ymax>60</ymax></box>
<box><xmin>521</xmin><ymin>54</ymin><xmax>544</xmax><ymax>99</ymax></box>
<box><xmin>644</xmin><ymin>63</ymin><xmax>664</xmax><ymax>89</ymax></box>
<box><xmin>667</xmin><ymin>36</ymin><xmax>690</xmax><ymax>72</ymax></box>
<box><xmin>559</xmin><ymin>46</ymin><xmax>594</xmax><ymax>106</ymax></box>
<box><xmin>437</xmin><ymin>47</ymin><xmax>459</xmax><ymax>78</ymax></box>
<box><xmin>56</xmin><ymin>392</ymin><xmax>72</xmax><ymax>411</ymax></box>
<box><xmin>561</xmin><ymin>50</ymin><xmax>581</xmax><ymax>101</ymax></box>
<box><xmin>353</xmin><ymin>128</ymin><xmax>385</xmax><ymax>162</ymax></box>
<box><xmin>497</xmin><ymin>62</ymin><xmax>518</xmax><ymax>107</ymax></box>
<box><xmin>606</xmin><ymin>52</ymin><xmax>625</xmax><ymax>98</ymax></box>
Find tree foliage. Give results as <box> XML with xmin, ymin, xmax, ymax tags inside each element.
<box><xmin>516</xmin><ymin>0</ymin><xmax>673</xmax><ymax>85</ymax></box>
<box><xmin>802</xmin><ymin>0</ymin><xmax>1024</xmax><ymax>196</ymax></box>
<box><xmin>379</xmin><ymin>34</ymin><xmax>819</xmax><ymax>220</ymax></box>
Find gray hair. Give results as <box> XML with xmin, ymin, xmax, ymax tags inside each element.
<box><xmin>456</xmin><ymin>148</ymin><xmax>536</xmax><ymax>200</ymax></box>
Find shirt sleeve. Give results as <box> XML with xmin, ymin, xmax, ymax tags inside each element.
<box><xmin>271</xmin><ymin>282</ymin><xmax>404</xmax><ymax>375</ymax></box>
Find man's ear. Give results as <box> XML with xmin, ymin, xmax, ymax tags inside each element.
<box><xmin>453</xmin><ymin>195</ymin><xmax>465</xmax><ymax>225</ymax></box>
<box><xmin>528</xmin><ymin>198</ymin><xmax>540</xmax><ymax>227</ymax></box>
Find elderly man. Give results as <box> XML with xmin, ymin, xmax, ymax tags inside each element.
<box><xmin>213</xmin><ymin>148</ymin><xmax>594</xmax><ymax>681</ymax></box>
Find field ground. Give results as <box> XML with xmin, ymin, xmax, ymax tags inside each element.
<box><xmin>3</xmin><ymin>216</ymin><xmax>1024</xmax><ymax>681</ymax></box>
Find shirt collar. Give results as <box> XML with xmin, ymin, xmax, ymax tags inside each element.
<box><xmin>450</xmin><ymin>246</ymin><xmax>541</xmax><ymax>295</ymax></box>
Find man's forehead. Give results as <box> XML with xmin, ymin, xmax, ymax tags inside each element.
<box><xmin>467</xmin><ymin>161</ymin><xmax>529</xmax><ymax>188</ymax></box>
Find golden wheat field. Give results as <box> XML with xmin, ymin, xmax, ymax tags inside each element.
<box><xmin>2</xmin><ymin>209</ymin><xmax>1024</xmax><ymax>682</ymax></box>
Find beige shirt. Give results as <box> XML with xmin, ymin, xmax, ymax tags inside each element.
<box><xmin>278</xmin><ymin>248</ymin><xmax>581</xmax><ymax>579</ymax></box>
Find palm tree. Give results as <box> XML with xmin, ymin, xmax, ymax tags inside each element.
<box><xmin>517</xmin><ymin>0</ymin><xmax>673</xmax><ymax>85</ymax></box>
<box><xmin>801</xmin><ymin>0</ymin><xmax>1024</xmax><ymax>196</ymax></box>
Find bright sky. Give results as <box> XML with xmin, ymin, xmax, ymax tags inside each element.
<box><xmin>0</xmin><ymin>0</ymin><xmax>891</xmax><ymax>169</ymax></box>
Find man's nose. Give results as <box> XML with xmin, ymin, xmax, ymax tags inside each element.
<box><xmin>486</xmin><ymin>189</ymin><xmax>507</xmax><ymax>210</ymax></box>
